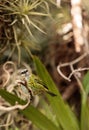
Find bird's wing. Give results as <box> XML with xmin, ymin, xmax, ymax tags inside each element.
<box><xmin>34</xmin><ymin>77</ymin><xmax>48</xmax><ymax>89</ymax></box>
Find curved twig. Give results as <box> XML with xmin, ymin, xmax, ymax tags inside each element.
<box><xmin>2</xmin><ymin>61</ymin><xmax>17</xmax><ymax>87</ymax></box>
<box><xmin>57</xmin><ymin>52</ymin><xmax>89</xmax><ymax>81</ymax></box>
<box><xmin>57</xmin><ymin>52</ymin><xmax>89</xmax><ymax>92</ymax></box>
<box><xmin>0</xmin><ymin>98</ymin><xmax>30</xmax><ymax>111</ymax></box>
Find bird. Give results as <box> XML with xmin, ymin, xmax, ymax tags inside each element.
<box><xmin>27</xmin><ymin>73</ymin><xmax>56</xmax><ymax>97</ymax></box>
<box><xmin>20</xmin><ymin>69</ymin><xmax>56</xmax><ymax>97</ymax></box>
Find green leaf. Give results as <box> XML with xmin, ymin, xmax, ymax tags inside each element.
<box><xmin>33</xmin><ymin>56</ymin><xmax>79</xmax><ymax>130</ymax></box>
<box><xmin>80</xmin><ymin>93</ymin><xmax>89</xmax><ymax>130</ymax></box>
<box><xmin>82</xmin><ymin>71</ymin><xmax>89</xmax><ymax>94</ymax></box>
<box><xmin>0</xmin><ymin>89</ymin><xmax>59</xmax><ymax>130</ymax></box>
<box><xmin>81</xmin><ymin>72</ymin><xmax>89</xmax><ymax>130</ymax></box>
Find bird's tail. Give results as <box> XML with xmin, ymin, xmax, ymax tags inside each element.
<box><xmin>47</xmin><ymin>91</ymin><xmax>57</xmax><ymax>96</ymax></box>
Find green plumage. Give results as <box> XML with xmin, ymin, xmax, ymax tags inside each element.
<box><xmin>28</xmin><ymin>74</ymin><xmax>56</xmax><ymax>96</ymax></box>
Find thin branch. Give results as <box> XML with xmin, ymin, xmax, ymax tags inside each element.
<box><xmin>68</xmin><ymin>67</ymin><xmax>89</xmax><ymax>79</ymax></box>
<box><xmin>2</xmin><ymin>61</ymin><xmax>16</xmax><ymax>87</ymax></box>
<box><xmin>0</xmin><ymin>98</ymin><xmax>30</xmax><ymax>111</ymax></box>
<box><xmin>0</xmin><ymin>120</ymin><xmax>13</xmax><ymax>128</ymax></box>
<box><xmin>57</xmin><ymin>63</ymin><xmax>71</xmax><ymax>82</ymax></box>
<box><xmin>71</xmin><ymin>0</ymin><xmax>84</xmax><ymax>52</ymax></box>
<box><xmin>57</xmin><ymin>52</ymin><xmax>89</xmax><ymax>81</ymax></box>
<box><xmin>4</xmin><ymin>113</ymin><xmax>12</xmax><ymax>130</ymax></box>
<box><xmin>70</xmin><ymin>52</ymin><xmax>88</xmax><ymax>65</ymax></box>
<box><xmin>56</xmin><ymin>0</ymin><xmax>61</xmax><ymax>7</ymax></box>
<box><xmin>57</xmin><ymin>52</ymin><xmax>89</xmax><ymax>92</ymax></box>
<box><xmin>70</xmin><ymin>64</ymin><xmax>85</xmax><ymax>92</ymax></box>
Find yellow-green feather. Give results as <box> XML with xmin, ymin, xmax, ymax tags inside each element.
<box><xmin>28</xmin><ymin>74</ymin><xmax>56</xmax><ymax>96</ymax></box>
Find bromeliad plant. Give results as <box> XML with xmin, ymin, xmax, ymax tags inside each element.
<box><xmin>0</xmin><ymin>0</ymin><xmax>52</xmax><ymax>63</ymax></box>
<box><xmin>0</xmin><ymin>1</ymin><xmax>89</xmax><ymax>130</ymax></box>
<box><xmin>0</xmin><ymin>56</ymin><xmax>89</xmax><ymax>130</ymax></box>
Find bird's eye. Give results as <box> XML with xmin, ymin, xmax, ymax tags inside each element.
<box><xmin>20</xmin><ymin>69</ymin><xmax>28</xmax><ymax>74</ymax></box>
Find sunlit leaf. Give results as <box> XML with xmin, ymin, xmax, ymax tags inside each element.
<box><xmin>0</xmin><ymin>89</ymin><xmax>59</xmax><ymax>130</ymax></box>
<box><xmin>81</xmin><ymin>72</ymin><xmax>89</xmax><ymax>130</ymax></box>
<box><xmin>33</xmin><ymin>56</ymin><xmax>79</xmax><ymax>130</ymax></box>
<box><xmin>82</xmin><ymin>71</ymin><xmax>89</xmax><ymax>94</ymax></box>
